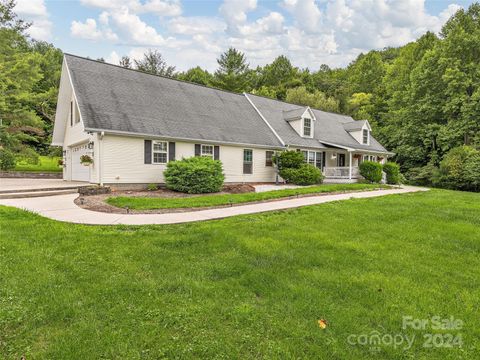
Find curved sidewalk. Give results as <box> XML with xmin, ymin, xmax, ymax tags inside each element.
<box><xmin>0</xmin><ymin>186</ymin><xmax>428</xmax><ymax>225</ymax></box>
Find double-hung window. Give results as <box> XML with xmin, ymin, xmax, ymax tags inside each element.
<box><xmin>152</xmin><ymin>141</ymin><xmax>168</xmax><ymax>164</ymax></box>
<box><xmin>201</xmin><ymin>144</ymin><xmax>214</xmax><ymax>158</ymax></box>
<box><xmin>302</xmin><ymin>150</ymin><xmax>321</xmax><ymax>168</ymax></box>
<box><xmin>303</xmin><ymin>118</ymin><xmax>311</xmax><ymax>137</ymax></box>
<box><xmin>265</xmin><ymin>151</ymin><xmax>274</xmax><ymax>167</ymax></box>
<box><xmin>363</xmin><ymin>129</ymin><xmax>369</xmax><ymax>144</ymax></box>
<box><xmin>243</xmin><ymin>149</ymin><xmax>253</xmax><ymax>174</ymax></box>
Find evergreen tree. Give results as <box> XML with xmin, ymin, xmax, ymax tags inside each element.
<box><xmin>134</xmin><ymin>49</ymin><xmax>175</xmax><ymax>77</ymax></box>
<box><xmin>213</xmin><ymin>48</ymin><xmax>249</xmax><ymax>92</ymax></box>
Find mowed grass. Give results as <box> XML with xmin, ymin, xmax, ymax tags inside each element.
<box><xmin>107</xmin><ymin>183</ymin><xmax>390</xmax><ymax>209</ymax></box>
<box><xmin>1</xmin><ymin>189</ymin><xmax>479</xmax><ymax>359</ymax></box>
<box><xmin>14</xmin><ymin>156</ymin><xmax>62</xmax><ymax>172</ymax></box>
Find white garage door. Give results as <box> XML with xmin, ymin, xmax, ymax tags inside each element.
<box><xmin>71</xmin><ymin>144</ymin><xmax>90</xmax><ymax>182</ymax></box>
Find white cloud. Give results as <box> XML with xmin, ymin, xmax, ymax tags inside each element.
<box><xmin>282</xmin><ymin>0</ymin><xmax>323</xmax><ymax>33</ymax></box>
<box><xmin>15</xmin><ymin>0</ymin><xmax>52</xmax><ymax>40</ymax></box>
<box><xmin>71</xmin><ymin>18</ymin><xmax>118</xmax><ymax>41</ymax></box>
<box><xmin>168</xmin><ymin>17</ymin><xmax>226</xmax><ymax>35</ymax></box>
<box><xmin>76</xmin><ymin>0</ymin><xmax>464</xmax><ymax>72</ymax></box>
<box><xmin>106</xmin><ymin>50</ymin><xmax>121</xmax><ymax>64</ymax></box>
<box><xmin>220</xmin><ymin>0</ymin><xmax>257</xmax><ymax>34</ymax></box>
<box><xmin>108</xmin><ymin>6</ymin><xmax>166</xmax><ymax>45</ymax></box>
<box><xmin>80</xmin><ymin>0</ymin><xmax>181</xmax><ymax>16</ymax></box>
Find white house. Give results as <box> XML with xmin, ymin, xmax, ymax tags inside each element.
<box><xmin>52</xmin><ymin>54</ymin><xmax>393</xmax><ymax>187</ymax></box>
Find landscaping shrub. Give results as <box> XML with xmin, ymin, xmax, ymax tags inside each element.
<box><xmin>438</xmin><ymin>146</ymin><xmax>480</xmax><ymax>191</ymax></box>
<box><xmin>405</xmin><ymin>164</ymin><xmax>440</xmax><ymax>187</ymax></box>
<box><xmin>359</xmin><ymin>161</ymin><xmax>382</xmax><ymax>183</ymax></box>
<box><xmin>164</xmin><ymin>156</ymin><xmax>224</xmax><ymax>194</ymax></box>
<box><xmin>0</xmin><ymin>150</ymin><xmax>16</xmax><ymax>171</ymax></box>
<box><xmin>147</xmin><ymin>183</ymin><xmax>158</xmax><ymax>191</ymax></box>
<box><xmin>274</xmin><ymin>150</ymin><xmax>304</xmax><ymax>170</ymax></box>
<box><xmin>383</xmin><ymin>162</ymin><xmax>401</xmax><ymax>184</ymax></box>
<box><xmin>280</xmin><ymin>164</ymin><xmax>323</xmax><ymax>185</ymax></box>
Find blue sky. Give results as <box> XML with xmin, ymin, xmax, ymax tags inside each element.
<box><xmin>15</xmin><ymin>0</ymin><xmax>475</xmax><ymax>71</ymax></box>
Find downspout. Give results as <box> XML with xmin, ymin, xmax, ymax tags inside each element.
<box><xmin>99</xmin><ymin>131</ymin><xmax>104</xmax><ymax>186</ymax></box>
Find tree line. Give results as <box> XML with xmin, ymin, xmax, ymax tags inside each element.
<box><xmin>1</xmin><ymin>0</ymin><xmax>479</xmax><ymax>189</ymax></box>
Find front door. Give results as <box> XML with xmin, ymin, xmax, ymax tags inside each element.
<box><xmin>337</xmin><ymin>153</ymin><xmax>346</xmax><ymax>167</ymax></box>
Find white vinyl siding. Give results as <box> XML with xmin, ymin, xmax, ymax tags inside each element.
<box><xmin>100</xmin><ymin>135</ymin><xmax>278</xmax><ymax>184</ymax></box>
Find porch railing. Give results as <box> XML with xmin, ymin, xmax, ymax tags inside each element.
<box><xmin>323</xmin><ymin>166</ymin><xmax>360</xmax><ymax>178</ymax></box>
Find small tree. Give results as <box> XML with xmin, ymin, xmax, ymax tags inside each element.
<box><xmin>359</xmin><ymin>161</ymin><xmax>383</xmax><ymax>183</ymax></box>
<box><xmin>135</xmin><ymin>49</ymin><xmax>175</xmax><ymax>77</ymax></box>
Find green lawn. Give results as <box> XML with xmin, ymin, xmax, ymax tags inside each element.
<box><xmin>107</xmin><ymin>183</ymin><xmax>390</xmax><ymax>209</ymax></box>
<box><xmin>14</xmin><ymin>155</ymin><xmax>62</xmax><ymax>172</ymax></box>
<box><xmin>1</xmin><ymin>189</ymin><xmax>479</xmax><ymax>359</ymax></box>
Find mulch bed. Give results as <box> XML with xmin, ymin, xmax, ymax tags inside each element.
<box><xmin>74</xmin><ymin>185</ymin><xmax>390</xmax><ymax>215</ymax></box>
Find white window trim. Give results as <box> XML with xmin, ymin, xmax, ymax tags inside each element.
<box><xmin>152</xmin><ymin>140</ymin><xmax>168</xmax><ymax>164</ymax></box>
<box><xmin>302</xmin><ymin>117</ymin><xmax>313</xmax><ymax>138</ymax></box>
<box><xmin>243</xmin><ymin>148</ymin><xmax>253</xmax><ymax>175</ymax></box>
<box><xmin>301</xmin><ymin>150</ymin><xmax>323</xmax><ymax>169</ymax></box>
<box><xmin>200</xmin><ymin>144</ymin><xmax>214</xmax><ymax>158</ymax></box>
<box><xmin>362</xmin><ymin>128</ymin><xmax>370</xmax><ymax>145</ymax></box>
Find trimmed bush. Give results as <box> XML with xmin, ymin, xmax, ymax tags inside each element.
<box><xmin>359</xmin><ymin>161</ymin><xmax>382</xmax><ymax>183</ymax></box>
<box><xmin>0</xmin><ymin>150</ymin><xmax>16</xmax><ymax>171</ymax></box>
<box><xmin>383</xmin><ymin>162</ymin><xmax>401</xmax><ymax>184</ymax></box>
<box><xmin>280</xmin><ymin>164</ymin><xmax>323</xmax><ymax>185</ymax></box>
<box><xmin>164</xmin><ymin>156</ymin><xmax>224</xmax><ymax>194</ymax></box>
<box><xmin>274</xmin><ymin>150</ymin><xmax>304</xmax><ymax>170</ymax></box>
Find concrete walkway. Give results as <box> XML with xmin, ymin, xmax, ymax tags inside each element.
<box><xmin>0</xmin><ymin>178</ymin><xmax>86</xmax><ymax>191</ymax></box>
<box><xmin>0</xmin><ymin>186</ymin><xmax>428</xmax><ymax>225</ymax></box>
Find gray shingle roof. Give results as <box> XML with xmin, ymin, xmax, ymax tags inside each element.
<box><xmin>283</xmin><ymin>107</ymin><xmax>307</xmax><ymax>120</ymax></box>
<box><xmin>65</xmin><ymin>54</ymin><xmax>389</xmax><ymax>154</ymax></box>
<box><xmin>247</xmin><ymin>94</ymin><xmax>388</xmax><ymax>153</ymax></box>
<box><xmin>343</xmin><ymin>120</ymin><xmax>367</xmax><ymax>131</ymax></box>
<box><xmin>65</xmin><ymin>54</ymin><xmax>283</xmax><ymax>148</ymax></box>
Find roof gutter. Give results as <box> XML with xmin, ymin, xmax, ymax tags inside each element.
<box><xmin>318</xmin><ymin>140</ymin><xmax>394</xmax><ymax>155</ymax></box>
<box><xmin>84</xmin><ymin>128</ymin><xmax>285</xmax><ymax>150</ymax></box>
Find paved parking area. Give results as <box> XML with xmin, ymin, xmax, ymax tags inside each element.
<box><xmin>0</xmin><ymin>178</ymin><xmax>86</xmax><ymax>191</ymax></box>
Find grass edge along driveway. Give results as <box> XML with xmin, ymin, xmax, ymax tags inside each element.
<box><xmin>0</xmin><ymin>189</ymin><xmax>479</xmax><ymax>359</ymax></box>
<box><xmin>106</xmin><ymin>183</ymin><xmax>391</xmax><ymax>210</ymax></box>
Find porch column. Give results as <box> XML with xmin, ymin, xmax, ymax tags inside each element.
<box><xmin>348</xmin><ymin>152</ymin><xmax>352</xmax><ymax>180</ymax></box>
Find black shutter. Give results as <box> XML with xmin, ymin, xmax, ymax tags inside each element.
<box><xmin>214</xmin><ymin>145</ymin><xmax>220</xmax><ymax>160</ymax></box>
<box><xmin>168</xmin><ymin>142</ymin><xmax>175</xmax><ymax>162</ymax></box>
<box><xmin>194</xmin><ymin>144</ymin><xmax>201</xmax><ymax>156</ymax></box>
<box><xmin>144</xmin><ymin>140</ymin><xmax>152</xmax><ymax>164</ymax></box>
<box><xmin>322</xmin><ymin>152</ymin><xmax>326</xmax><ymax>170</ymax></box>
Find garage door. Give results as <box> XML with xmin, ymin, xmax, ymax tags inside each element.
<box><xmin>71</xmin><ymin>143</ymin><xmax>90</xmax><ymax>182</ymax></box>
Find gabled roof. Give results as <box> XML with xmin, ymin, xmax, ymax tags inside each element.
<box><xmin>60</xmin><ymin>54</ymin><xmax>390</xmax><ymax>154</ymax></box>
<box><xmin>246</xmin><ymin>94</ymin><xmax>388</xmax><ymax>153</ymax></box>
<box><xmin>63</xmin><ymin>54</ymin><xmax>283</xmax><ymax>148</ymax></box>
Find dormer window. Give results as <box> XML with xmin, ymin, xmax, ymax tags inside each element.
<box><xmin>362</xmin><ymin>129</ymin><xmax>369</xmax><ymax>144</ymax></box>
<box><xmin>303</xmin><ymin>118</ymin><xmax>311</xmax><ymax>137</ymax></box>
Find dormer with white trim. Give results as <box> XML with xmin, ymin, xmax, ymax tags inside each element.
<box><xmin>283</xmin><ymin>106</ymin><xmax>316</xmax><ymax>138</ymax></box>
<box><xmin>343</xmin><ymin>120</ymin><xmax>371</xmax><ymax>146</ymax></box>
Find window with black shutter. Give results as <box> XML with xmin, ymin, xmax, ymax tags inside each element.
<box><xmin>243</xmin><ymin>149</ymin><xmax>253</xmax><ymax>174</ymax></box>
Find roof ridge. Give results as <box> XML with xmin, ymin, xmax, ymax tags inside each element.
<box><xmin>246</xmin><ymin>92</ymin><xmax>349</xmax><ymax>117</ymax></box>
<box><xmin>63</xmin><ymin>53</ymin><xmax>250</xmax><ymax>99</ymax></box>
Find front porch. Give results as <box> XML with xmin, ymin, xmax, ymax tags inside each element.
<box><xmin>322</xmin><ymin>151</ymin><xmax>386</xmax><ymax>183</ymax></box>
